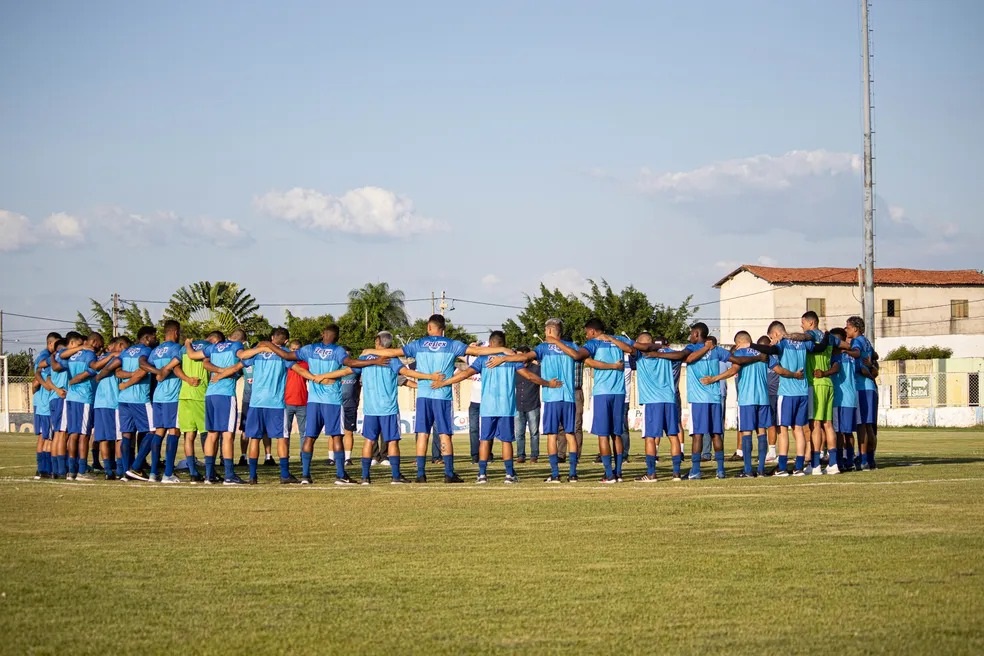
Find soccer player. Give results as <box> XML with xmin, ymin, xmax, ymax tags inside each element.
<box><xmin>137</xmin><ymin>320</ymin><xmax>186</xmax><ymax>483</ymax></box>
<box><xmin>32</xmin><ymin>332</ymin><xmax>61</xmax><ymax>479</ymax></box>
<box><xmin>436</xmin><ymin>331</ymin><xmax>559</xmax><ymax>484</ymax></box>
<box><xmin>843</xmin><ymin>316</ymin><xmax>878</xmax><ymax>470</ymax></box>
<box><xmin>701</xmin><ymin>332</ymin><xmax>771</xmax><ymax>478</ymax></box>
<box><xmin>237</xmin><ymin>356</ymin><xmax>254</xmax><ymax>467</ymax></box>
<box><xmin>534</xmin><ymin>319</ymin><xmax>581</xmax><ymax>483</ymax></box>
<box><xmin>827</xmin><ymin>327</ymin><xmax>857</xmax><ymax>473</ymax></box>
<box><xmin>799</xmin><ymin>312</ymin><xmax>839</xmax><ymax>475</ymax></box>
<box><xmin>117</xmin><ymin>326</ymin><xmax>160</xmax><ymax>480</ymax></box>
<box><xmin>57</xmin><ymin>332</ymin><xmax>101</xmax><ymax>480</ymax></box>
<box><xmin>632</xmin><ymin>332</ymin><xmax>684</xmax><ymax>482</ymax></box>
<box><xmin>168</xmin><ymin>333</ymin><xmax>215</xmax><ymax>483</ymax></box>
<box><xmin>361</xmin><ymin>314</ymin><xmax>514</xmax><ymax>484</ymax></box>
<box><xmin>762</xmin><ymin>336</ymin><xmax>781</xmax><ymax>464</ymax></box>
<box><xmin>89</xmin><ymin>337</ymin><xmax>127</xmax><ymax>479</ymax></box>
<box><xmin>340</xmin><ymin>367</ymin><xmax>362</xmax><ymax>467</ymax></box>
<box><xmin>41</xmin><ymin>338</ymin><xmax>69</xmax><ymax>478</ymax></box>
<box><xmin>284</xmin><ymin>338</ymin><xmax>308</xmax><ymax>455</ymax></box>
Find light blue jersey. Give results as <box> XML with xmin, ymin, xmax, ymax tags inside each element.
<box><xmin>295</xmin><ymin>342</ymin><xmax>349</xmax><ymax>405</ymax></box>
<box><xmin>203</xmin><ymin>341</ymin><xmax>244</xmax><ymax>398</ymax></box>
<box><xmin>734</xmin><ymin>347</ymin><xmax>769</xmax><ymax>406</ymax></box>
<box><xmin>91</xmin><ymin>355</ymin><xmax>121</xmax><ymax>409</ymax></box>
<box><xmin>150</xmin><ymin>341</ymin><xmax>183</xmax><ymax>404</ymax></box>
<box><xmin>684</xmin><ymin>343</ymin><xmax>731</xmax><ymax>404</ymax></box>
<box><xmin>49</xmin><ymin>350</ymin><xmax>70</xmax><ymax>396</ymax></box>
<box><xmin>534</xmin><ymin>341</ymin><xmax>577</xmax><ymax>403</ymax></box>
<box><xmin>635</xmin><ymin>349</ymin><xmax>677</xmax><ymax>405</ymax></box>
<box><xmin>851</xmin><ymin>335</ymin><xmax>878</xmax><ymax>391</ymax></box>
<box><xmin>582</xmin><ymin>336</ymin><xmax>631</xmax><ymax>396</ymax></box>
<box><xmin>832</xmin><ymin>351</ymin><xmax>858</xmax><ymax>408</ymax></box>
<box><xmin>33</xmin><ymin>349</ymin><xmax>52</xmax><ymax>415</ymax></box>
<box><xmin>242</xmin><ymin>352</ymin><xmax>292</xmax><ymax>409</ymax></box>
<box><xmin>118</xmin><ymin>344</ymin><xmax>152</xmax><ymax>404</ymax></box>
<box><xmin>471</xmin><ymin>356</ymin><xmax>523</xmax><ymax>417</ymax></box>
<box><xmin>774</xmin><ymin>338</ymin><xmax>810</xmax><ymax>397</ymax></box>
<box><xmin>60</xmin><ymin>349</ymin><xmax>97</xmax><ymax>404</ymax></box>
<box><xmin>402</xmin><ymin>337</ymin><xmax>467</xmax><ymax>401</ymax></box>
<box><xmin>359</xmin><ymin>355</ymin><xmax>404</xmax><ymax>416</ymax></box>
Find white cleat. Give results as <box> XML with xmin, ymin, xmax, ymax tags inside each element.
<box><xmin>825</xmin><ymin>464</ymin><xmax>840</xmax><ymax>476</ymax></box>
<box><xmin>476</xmin><ymin>475</ymin><xmax>488</xmax><ymax>485</ymax></box>
<box><xmin>378</xmin><ymin>459</ymin><xmax>391</xmax><ymax>467</ymax></box>
<box><xmin>765</xmin><ymin>454</ymin><xmax>778</xmax><ymax>464</ymax></box>
<box><xmin>810</xmin><ymin>465</ymin><xmax>824</xmax><ymax>476</ymax></box>
<box><xmin>161</xmin><ymin>475</ymin><xmax>181</xmax><ymax>484</ymax></box>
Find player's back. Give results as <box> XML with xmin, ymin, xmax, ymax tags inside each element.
<box><xmin>403</xmin><ymin>337</ymin><xmax>466</xmax><ymax>400</ymax></box>
<box><xmin>118</xmin><ymin>345</ymin><xmax>151</xmax><ymax>403</ymax></box>
<box><xmin>734</xmin><ymin>347</ymin><xmax>768</xmax><ymax>406</ymax></box>
<box><xmin>359</xmin><ymin>355</ymin><xmax>403</xmax><ymax>416</ymax></box>
<box><xmin>583</xmin><ymin>337</ymin><xmax>630</xmax><ymax>396</ymax></box>
<box><xmin>685</xmin><ymin>344</ymin><xmax>727</xmax><ymax>404</ymax></box>
<box><xmin>832</xmin><ymin>351</ymin><xmax>858</xmax><ymax>407</ymax></box>
<box><xmin>535</xmin><ymin>342</ymin><xmax>576</xmax><ymax>403</ymax></box>
<box><xmin>474</xmin><ymin>357</ymin><xmax>520</xmax><ymax>416</ymax></box>
<box><xmin>180</xmin><ymin>341</ymin><xmax>209</xmax><ymax>401</ymax></box>
<box><xmin>805</xmin><ymin>330</ymin><xmax>833</xmax><ymax>389</ymax></box>
<box><xmin>151</xmin><ymin>341</ymin><xmax>183</xmax><ymax>403</ymax></box>
<box><xmin>635</xmin><ymin>352</ymin><xmax>676</xmax><ymax>405</ymax></box>
<box><xmin>851</xmin><ymin>335</ymin><xmax>878</xmax><ymax>391</ymax></box>
<box><xmin>93</xmin><ymin>356</ymin><xmax>121</xmax><ymax>409</ymax></box>
<box><xmin>204</xmin><ymin>340</ymin><xmax>243</xmax><ymax>397</ymax></box>
<box><xmin>296</xmin><ymin>342</ymin><xmax>348</xmax><ymax>405</ymax></box>
<box><xmin>246</xmin><ymin>352</ymin><xmax>289</xmax><ymax>408</ymax></box>
<box><xmin>65</xmin><ymin>350</ymin><xmax>96</xmax><ymax>404</ymax></box>
<box><xmin>776</xmin><ymin>339</ymin><xmax>809</xmax><ymax>397</ymax></box>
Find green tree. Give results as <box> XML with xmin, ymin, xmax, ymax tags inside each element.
<box><xmin>650</xmin><ymin>296</ymin><xmax>697</xmax><ymax>344</ymax></box>
<box><xmin>3</xmin><ymin>350</ymin><xmax>33</xmax><ymax>377</ymax></box>
<box><xmin>163</xmin><ymin>281</ymin><xmax>263</xmax><ymax>339</ymax></box>
<box><xmin>74</xmin><ymin>298</ymin><xmax>148</xmax><ymax>338</ymax></box>
<box><xmin>284</xmin><ymin>310</ymin><xmax>336</xmax><ymax>346</ymax></box>
<box><xmin>345</xmin><ymin>282</ymin><xmax>409</xmax><ymax>332</ymax></box>
<box><xmin>501</xmin><ymin>284</ymin><xmax>592</xmax><ymax>346</ymax></box>
<box><xmin>582</xmin><ymin>279</ymin><xmax>653</xmax><ymax>338</ymax></box>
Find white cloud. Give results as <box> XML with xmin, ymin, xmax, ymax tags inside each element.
<box><xmin>481</xmin><ymin>274</ymin><xmax>500</xmax><ymax>289</ymax></box>
<box><xmin>714</xmin><ymin>260</ymin><xmax>740</xmax><ymax>270</ymax></box>
<box><xmin>541</xmin><ymin>268</ymin><xmax>591</xmax><ymax>296</ymax></box>
<box><xmin>888</xmin><ymin>205</ymin><xmax>906</xmax><ymax>222</ymax></box>
<box><xmin>255</xmin><ymin>186</ymin><xmax>444</xmax><ymax>238</ymax></box>
<box><xmin>757</xmin><ymin>255</ymin><xmax>779</xmax><ymax>266</ymax></box>
<box><xmin>42</xmin><ymin>212</ymin><xmax>85</xmax><ymax>245</ymax></box>
<box><xmin>637</xmin><ymin>149</ymin><xmax>862</xmax><ymax>200</ymax></box>
<box><xmin>0</xmin><ymin>210</ymin><xmax>38</xmax><ymax>252</ymax></box>
<box><xmin>188</xmin><ymin>217</ymin><xmax>253</xmax><ymax>246</ymax></box>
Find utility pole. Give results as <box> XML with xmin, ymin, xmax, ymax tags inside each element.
<box><xmin>0</xmin><ymin>309</ymin><xmax>4</xmax><ymax>354</ymax></box>
<box><xmin>431</xmin><ymin>292</ymin><xmax>436</xmax><ymax>316</ymax></box>
<box><xmin>861</xmin><ymin>0</ymin><xmax>876</xmax><ymax>345</ymax></box>
<box><xmin>112</xmin><ymin>293</ymin><xmax>120</xmax><ymax>338</ymax></box>
<box><xmin>438</xmin><ymin>291</ymin><xmax>449</xmax><ymax>317</ymax></box>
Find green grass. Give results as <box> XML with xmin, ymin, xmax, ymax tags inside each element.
<box><xmin>1</xmin><ymin>430</ymin><xmax>983</xmax><ymax>655</ymax></box>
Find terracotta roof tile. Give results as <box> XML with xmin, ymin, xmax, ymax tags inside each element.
<box><xmin>714</xmin><ymin>265</ymin><xmax>984</xmax><ymax>288</ymax></box>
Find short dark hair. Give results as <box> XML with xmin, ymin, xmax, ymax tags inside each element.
<box><xmin>516</xmin><ymin>345</ymin><xmax>531</xmax><ymax>353</ymax></box>
<box><xmin>637</xmin><ymin>331</ymin><xmax>653</xmax><ymax>340</ymax></box>
<box><xmin>272</xmin><ymin>327</ymin><xmax>289</xmax><ymax>340</ymax></box>
<box><xmin>734</xmin><ymin>330</ymin><xmax>751</xmax><ymax>343</ymax></box>
<box><xmin>584</xmin><ymin>318</ymin><xmax>606</xmax><ymax>333</ymax></box>
<box><xmin>65</xmin><ymin>331</ymin><xmax>84</xmax><ymax>343</ymax></box>
<box><xmin>323</xmin><ymin>323</ymin><xmax>340</xmax><ymax>340</ymax></box>
<box><xmin>830</xmin><ymin>327</ymin><xmax>848</xmax><ymax>341</ymax></box>
<box><xmin>767</xmin><ymin>321</ymin><xmax>785</xmax><ymax>334</ymax></box>
<box><xmin>802</xmin><ymin>311</ymin><xmax>819</xmax><ymax>325</ymax></box>
<box><xmin>207</xmin><ymin>330</ymin><xmax>225</xmax><ymax>342</ymax></box>
<box><xmin>427</xmin><ymin>314</ymin><xmax>446</xmax><ymax>332</ymax></box>
<box><xmin>488</xmin><ymin>330</ymin><xmax>506</xmax><ymax>346</ymax></box>
<box><xmin>708</xmin><ymin>336</ymin><xmax>718</xmax><ymax>346</ymax></box>
<box><xmin>114</xmin><ymin>336</ymin><xmax>132</xmax><ymax>347</ymax></box>
<box><xmin>54</xmin><ymin>339</ymin><xmax>67</xmax><ymax>350</ymax></box>
<box><xmin>163</xmin><ymin>320</ymin><xmax>180</xmax><ymax>333</ymax></box>
<box><xmin>46</xmin><ymin>332</ymin><xmax>62</xmax><ymax>342</ymax></box>
<box><xmin>691</xmin><ymin>322</ymin><xmax>709</xmax><ymax>339</ymax></box>
<box><xmin>757</xmin><ymin>335</ymin><xmax>771</xmax><ymax>346</ymax></box>
<box><xmin>847</xmin><ymin>316</ymin><xmax>865</xmax><ymax>334</ymax></box>
<box><xmin>137</xmin><ymin>326</ymin><xmax>156</xmax><ymax>340</ymax></box>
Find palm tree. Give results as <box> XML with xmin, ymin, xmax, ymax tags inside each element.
<box><xmin>164</xmin><ymin>281</ymin><xmax>261</xmax><ymax>337</ymax></box>
<box><xmin>347</xmin><ymin>282</ymin><xmax>409</xmax><ymax>333</ymax></box>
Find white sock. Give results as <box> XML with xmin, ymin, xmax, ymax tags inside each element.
<box><xmin>344</xmin><ymin>450</ymin><xmax>352</xmax><ymax>461</ymax></box>
<box><xmin>735</xmin><ymin>449</ymin><xmax>743</xmax><ymax>457</ymax></box>
<box><xmin>768</xmin><ymin>445</ymin><xmax>777</xmax><ymax>456</ymax></box>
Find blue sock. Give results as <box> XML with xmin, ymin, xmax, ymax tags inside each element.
<box><xmin>121</xmin><ymin>437</ymin><xmax>132</xmax><ymax>473</ymax></box>
<box><xmin>615</xmin><ymin>452</ymin><xmax>624</xmax><ymax>477</ymax></box>
<box><xmin>150</xmin><ymin>434</ymin><xmax>164</xmax><ymax>476</ymax></box>
<box><xmin>57</xmin><ymin>455</ymin><xmax>67</xmax><ymax>476</ymax></box>
<box><xmin>361</xmin><ymin>457</ymin><xmax>371</xmax><ymax>480</ymax></box>
<box><xmin>645</xmin><ymin>455</ymin><xmax>656</xmax><ymax>476</ymax></box>
<box><xmin>690</xmin><ymin>453</ymin><xmax>700</xmax><ymax>475</ymax></box>
<box><xmin>68</xmin><ymin>456</ymin><xmax>78</xmax><ymax>476</ymax></box>
<box><xmin>504</xmin><ymin>459</ymin><xmax>515</xmax><ymax>477</ymax></box>
<box><xmin>828</xmin><ymin>449</ymin><xmax>838</xmax><ymax>467</ymax></box>
<box><xmin>416</xmin><ymin>456</ymin><xmax>426</xmax><ymax>477</ymax></box>
<box><xmin>116</xmin><ymin>456</ymin><xmax>124</xmax><ymax>477</ymax></box>
<box><xmin>868</xmin><ymin>445</ymin><xmax>876</xmax><ymax>468</ymax></box>
<box><xmin>79</xmin><ymin>454</ymin><xmax>89</xmax><ymax>474</ymax></box>
<box><xmin>715</xmin><ymin>450</ymin><xmax>725</xmax><ymax>475</ymax></box>
<box><xmin>811</xmin><ymin>452</ymin><xmax>820</xmax><ymax>469</ymax></box>
<box><xmin>205</xmin><ymin>455</ymin><xmax>216</xmax><ymax>480</ymax></box>
<box><xmin>40</xmin><ymin>452</ymin><xmax>49</xmax><ymax>474</ymax></box>
<box><xmin>389</xmin><ymin>455</ymin><xmax>401</xmax><ymax>479</ymax></box>
<box><xmin>223</xmin><ymin>458</ymin><xmax>234</xmax><ymax>480</ymax></box>
<box><xmin>443</xmin><ymin>454</ymin><xmax>454</xmax><ymax>477</ymax></box>
<box><xmin>478</xmin><ymin>460</ymin><xmax>488</xmax><ymax>476</ymax></box>
<box><xmin>757</xmin><ymin>435</ymin><xmax>767</xmax><ymax>474</ymax></box>
<box><xmin>846</xmin><ymin>444</ymin><xmax>855</xmax><ymax>466</ymax></box>
<box><xmin>164</xmin><ymin>434</ymin><xmax>178</xmax><ymax>477</ymax></box>
<box><xmin>334</xmin><ymin>451</ymin><xmax>345</xmax><ymax>478</ymax></box>
<box><xmin>794</xmin><ymin>455</ymin><xmax>805</xmax><ymax>471</ymax></box>
<box><xmin>36</xmin><ymin>453</ymin><xmax>43</xmax><ymax>472</ymax></box>
<box><xmin>778</xmin><ymin>455</ymin><xmax>788</xmax><ymax>472</ymax></box>
<box><xmin>861</xmin><ymin>453</ymin><xmax>869</xmax><ymax>466</ymax></box>
<box><xmin>187</xmin><ymin>456</ymin><xmax>199</xmax><ymax>477</ymax></box>
<box><xmin>279</xmin><ymin>457</ymin><xmax>290</xmax><ymax>479</ymax></box>
<box><xmin>102</xmin><ymin>458</ymin><xmax>112</xmax><ymax>474</ymax></box>
<box><xmin>549</xmin><ymin>454</ymin><xmax>560</xmax><ymax>478</ymax></box>
<box><xmin>248</xmin><ymin>458</ymin><xmax>258</xmax><ymax>479</ymax></box>
<box><xmin>133</xmin><ymin>437</ymin><xmax>152</xmax><ymax>472</ymax></box>
<box><xmin>569</xmin><ymin>452</ymin><xmax>579</xmax><ymax>477</ymax></box>
<box><xmin>601</xmin><ymin>455</ymin><xmax>613</xmax><ymax>478</ymax></box>
<box><xmin>672</xmin><ymin>454</ymin><xmax>682</xmax><ymax>476</ymax></box>
<box><xmin>301</xmin><ymin>452</ymin><xmax>312</xmax><ymax>477</ymax></box>
<box><xmin>742</xmin><ymin>435</ymin><xmax>753</xmax><ymax>474</ymax></box>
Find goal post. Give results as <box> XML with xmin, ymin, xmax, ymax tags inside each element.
<box><xmin>0</xmin><ymin>355</ymin><xmax>8</xmax><ymax>434</ymax></box>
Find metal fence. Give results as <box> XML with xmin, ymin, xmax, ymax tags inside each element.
<box><xmin>883</xmin><ymin>372</ymin><xmax>980</xmax><ymax>409</ymax></box>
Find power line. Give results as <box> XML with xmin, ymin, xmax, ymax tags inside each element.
<box><xmin>1</xmin><ymin>311</ymin><xmax>79</xmax><ymax>325</ymax></box>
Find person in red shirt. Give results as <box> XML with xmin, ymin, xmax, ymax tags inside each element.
<box><xmin>284</xmin><ymin>339</ymin><xmax>309</xmax><ymax>456</ymax></box>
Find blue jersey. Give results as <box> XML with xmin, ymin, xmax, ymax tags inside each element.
<box><xmin>150</xmin><ymin>341</ymin><xmax>183</xmax><ymax>404</ymax></box>
<box><xmin>91</xmin><ymin>355</ymin><xmax>121</xmax><ymax>409</ymax></box>
<box><xmin>582</xmin><ymin>336</ymin><xmax>631</xmax><ymax>396</ymax></box>
<box><xmin>33</xmin><ymin>349</ymin><xmax>52</xmax><ymax>414</ymax></box>
<box><xmin>684</xmin><ymin>344</ymin><xmax>731</xmax><ymax>404</ymax></box>
<box><xmin>851</xmin><ymin>335</ymin><xmax>878</xmax><ymax>391</ymax></box>
<box><xmin>60</xmin><ymin>349</ymin><xmax>97</xmax><ymax>404</ymax></box>
<box><xmin>203</xmin><ymin>341</ymin><xmax>244</xmax><ymax>398</ymax></box>
<box><xmin>774</xmin><ymin>338</ymin><xmax>810</xmax><ymax>397</ymax></box>
<box><xmin>242</xmin><ymin>352</ymin><xmax>292</xmax><ymax>409</ymax></box>
<box><xmin>733</xmin><ymin>347</ymin><xmax>769</xmax><ymax>407</ymax></box>
<box><xmin>767</xmin><ymin>356</ymin><xmax>780</xmax><ymax>397</ymax></box>
<box><xmin>118</xmin><ymin>344</ymin><xmax>152</xmax><ymax>404</ymax></box>
<box><xmin>241</xmin><ymin>362</ymin><xmax>254</xmax><ymax>404</ymax></box>
<box><xmin>635</xmin><ymin>349</ymin><xmax>677</xmax><ymax>405</ymax></box>
<box><xmin>403</xmin><ymin>337</ymin><xmax>467</xmax><ymax>401</ymax></box>
<box><xmin>534</xmin><ymin>341</ymin><xmax>577</xmax><ymax>403</ymax></box>
<box><xmin>832</xmin><ymin>351</ymin><xmax>858</xmax><ymax>408</ymax></box>
<box><xmin>359</xmin><ymin>355</ymin><xmax>404</xmax><ymax>416</ymax></box>
<box><xmin>295</xmin><ymin>342</ymin><xmax>349</xmax><ymax>405</ymax></box>
<box><xmin>49</xmin><ymin>349</ymin><xmax>70</xmax><ymax>395</ymax></box>
<box><xmin>471</xmin><ymin>356</ymin><xmax>523</xmax><ymax>417</ymax></box>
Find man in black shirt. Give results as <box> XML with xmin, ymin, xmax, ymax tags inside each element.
<box><xmin>513</xmin><ymin>346</ymin><xmax>541</xmax><ymax>463</ymax></box>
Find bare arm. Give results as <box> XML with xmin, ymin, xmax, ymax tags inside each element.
<box><xmin>485</xmin><ymin>352</ymin><xmax>536</xmax><ymax>368</ymax></box>
<box><xmin>210</xmin><ymin>363</ymin><xmax>244</xmax><ymax>383</ymax></box>
<box><xmin>119</xmin><ymin>368</ymin><xmax>148</xmax><ymax>391</ymax></box>
<box><xmin>361</xmin><ymin>347</ymin><xmax>406</xmax><ymax>358</ymax></box>
<box><xmin>649</xmin><ymin>349</ymin><xmax>688</xmax><ymax>361</ymax></box>
<box><xmin>516</xmin><ymin>367</ymin><xmax>561</xmax><ymax>388</ymax></box>
<box><xmin>432</xmin><ymin>367</ymin><xmax>477</xmax><ymax>389</ymax></box>
<box><xmin>701</xmin><ymin>364</ymin><xmax>739</xmax><ymax>386</ymax></box>
<box><xmin>399</xmin><ymin>367</ymin><xmax>444</xmax><ymax>382</ymax></box>
<box><xmin>171</xmin><ymin>363</ymin><xmax>200</xmax><ymax>387</ymax></box>
<box><xmin>585</xmin><ymin>358</ymin><xmax>623</xmax><ymax>370</ymax></box>
<box><xmin>545</xmin><ymin>336</ymin><xmax>589</xmax><ymax>362</ymax></box>
<box><xmin>685</xmin><ymin>341</ymin><xmax>714</xmax><ymax>364</ymax></box>
<box><xmin>138</xmin><ymin>356</ymin><xmax>162</xmax><ymax>376</ymax></box>
<box><xmin>344</xmin><ymin>356</ymin><xmax>391</xmax><ymax>369</ymax></box>
<box><xmin>815</xmin><ymin>360</ymin><xmax>840</xmax><ymax>380</ymax></box>
<box><xmin>184</xmin><ymin>339</ymin><xmax>207</xmax><ymax>360</ymax></box>
<box><xmin>464</xmin><ymin>345</ymin><xmax>514</xmax><ymax>356</ymax></box>
<box><xmin>773</xmin><ymin>364</ymin><xmax>804</xmax><ymax>380</ymax></box>
<box><xmin>729</xmin><ymin>352</ymin><xmax>768</xmax><ymax>365</ymax></box>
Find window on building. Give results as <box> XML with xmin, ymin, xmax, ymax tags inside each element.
<box><xmin>883</xmin><ymin>299</ymin><xmax>901</xmax><ymax>318</ymax></box>
<box><xmin>951</xmin><ymin>299</ymin><xmax>969</xmax><ymax>319</ymax></box>
<box><xmin>806</xmin><ymin>298</ymin><xmax>826</xmax><ymax>317</ymax></box>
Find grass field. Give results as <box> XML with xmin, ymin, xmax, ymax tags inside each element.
<box><xmin>1</xmin><ymin>429</ymin><xmax>983</xmax><ymax>655</ymax></box>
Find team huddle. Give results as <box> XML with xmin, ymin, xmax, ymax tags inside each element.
<box><xmin>27</xmin><ymin>311</ymin><xmax>880</xmax><ymax>486</ymax></box>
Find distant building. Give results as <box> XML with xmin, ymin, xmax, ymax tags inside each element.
<box><xmin>713</xmin><ymin>265</ymin><xmax>984</xmax><ymax>357</ymax></box>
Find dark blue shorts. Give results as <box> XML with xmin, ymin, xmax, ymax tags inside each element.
<box><xmin>119</xmin><ymin>402</ymin><xmax>154</xmax><ymax>434</ymax></box>
<box><xmin>591</xmin><ymin>394</ymin><xmax>625</xmax><ymax>437</ymax></box>
<box><xmin>204</xmin><ymin>396</ymin><xmax>237</xmax><ymax>433</ymax></box>
<box><xmin>152</xmin><ymin>401</ymin><xmax>179</xmax><ymax>430</ymax></box>
<box><xmin>689</xmin><ymin>402</ymin><xmax>723</xmax><ymax>436</ymax></box>
<box><xmin>738</xmin><ymin>404</ymin><xmax>773</xmax><ymax>434</ymax></box>
<box><xmin>480</xmin><ymin>416</ymin><xmax>515</xmax><ymax>442</ymax></box>
<box><xmin>49</xmin><ymin>397</ymin><xmax>66</xmax><ymax>433</ymax></box>
<box><xmin>542</xmin><ymin>401</ymin><xmax>575</xmax><ymax>435</ymax></box>
<box><xmin>858</xmin><ymin>390</ymin><xmax>877</xmax><ymax>425</ymax></box>
<box><xmin>65</xmin><ymin>401</ymin><xmax>92</xmax><ymax>435</ymax></box>
<box><xmin>415</xmin><ymin>398</ymin><xmax>454</xmax><ymax>436</ymax></box>
<box><xmin>778</xmin><ymin>395</ymin><xmax>809</xmax><ymax>428</ymax></box>
<box><xmin>834</xmin><ymin>406</ymin><xmax>858</xmax><ymax>434</ymax></box>
<box><xmin>643</xmin><ymin>403</ymin><xmax>679</xmax><ymax>437</ymax></box>
<box><xmin>246</xmin><ymin>407</ymin><xmax>287</xmax><ymax>439</ymax></box>
<box><xmin>305</xmin><ymin>402</ymin><xmax>341</xmax><ymax>438</ymax></box>
<box><xmin>769</xmin><ymin>395</ymin><xmax>779</xmax><ymax>428</ymax></box>
<box><xmin>362</xmin><ymin>414</ymin><xmax>401</xmax><ymax>443</ymax></box>
<box><xmin>93</xmin><ymin>408</ymin><xmax>120</xmax><ymax>442</ymax></box>
<box><xmin>34</xmin><ymin>413</ymin><xmax>51</xmax><ymax>440</ymax></box>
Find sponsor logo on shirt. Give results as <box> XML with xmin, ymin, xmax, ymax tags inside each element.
<box><xmin>421</xmin><ymin>340</ymin><xmax>446</xmax><ymax>351</ymax></box>
<box><xmin>314</xmin><ymin>347</ymin><xmax>337</xmax><ymax>359</ymax></box>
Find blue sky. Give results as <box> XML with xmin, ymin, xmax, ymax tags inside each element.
<box><xmin>2</xmin><ymin>0</ymin><xmax>982</xmax><ymax>350</ymax></box>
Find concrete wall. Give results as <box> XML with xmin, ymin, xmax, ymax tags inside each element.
<box><xmin>717</xmin><ymin>271</ymin><xmax>776</xmax><ymax>343</ymax></box>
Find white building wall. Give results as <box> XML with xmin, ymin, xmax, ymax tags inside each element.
<box><xmin>717</xmin><ymin>271</ymin><xmax>776</xmax><ymax>342</ymax></box>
